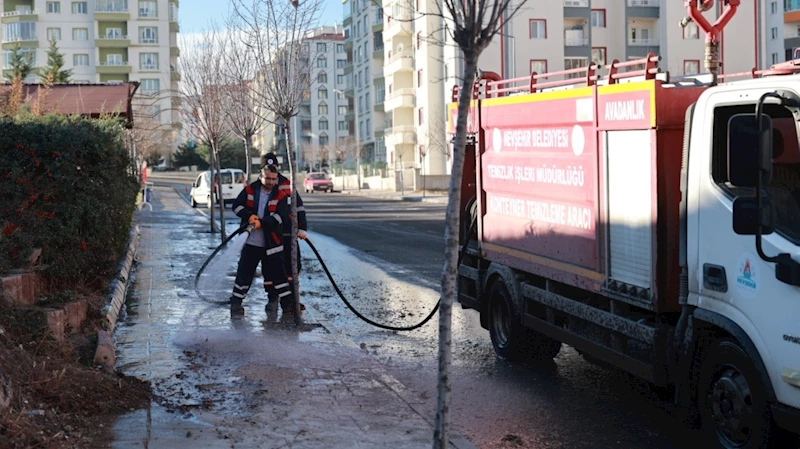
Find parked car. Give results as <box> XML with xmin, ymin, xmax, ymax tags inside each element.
<box><xmin>303</xmin><ymin>172</ymin><xmax>334</xmax><ymax>193</ymax></box>
<box><xmin>190</xmin><ymin>169</ymin><xmax>246</xmax><ymax>208</ymax></box>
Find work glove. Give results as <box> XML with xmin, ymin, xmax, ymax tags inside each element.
<box><xmin>297</xmin><ymin>229</ymin><xmax>307</xmax><ymax>240</ymax></box>
<box><xmin>248</xmin><ymin>214</ymin><xmax>261</xmax><ymax>230</ymax></box>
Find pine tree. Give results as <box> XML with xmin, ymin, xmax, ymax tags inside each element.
<box><xmin>39</xmin><ymin>38</ymin><xmax>72</xmax><ymax>84</ymax></box>
<box><xmin>3</xmin><ymin>43</ymin><xmax>34</xmax><ymax>82</ymax></box>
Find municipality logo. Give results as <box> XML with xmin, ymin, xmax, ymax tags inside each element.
<box><xmin>736</xmin><ymin>256</ymin><xmax>757</xmax><ymax>294</ymax></box>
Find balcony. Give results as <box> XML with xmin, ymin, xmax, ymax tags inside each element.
<box><xmin>384</xmin><ymin>125</ymin><xmax>416</xmax><ymax>146</ymax></box>
<box><xmin>374</xmin><ymin>102</ymin><xmax>384</xmax><ymax>113</ymax></box>
<box><xmin>343</xmin><ymin>62</ymin><xmax>353</xmax><ymax>74</ymax></box>
<box><xmin>96</xmin><ymin>35</ymin><xmax>131</xmax><ymax>47</ymax></box>
<box><xmin>627</xmin><ymin>0</ymin><xmax>659</xmax><ymax>5</ymax></box>
<box><xmin>385</xmin><ymin>8</ymin><xmax>412</xmax><ymax>39</ymax></box>
<box><xmin>94</xmin><ymin>1</ymin><xmax>130</xmax><ymax>21</ymax></box>
<box><xmin>1</xmin><ymin>10</ymin><xmax>37</xmax><ymax>23</ymax></box>
<box><xmin>345</xmin><ymin>111</ymin><xmax>355</xmax><ymax>122</ymax></box>
<box><xmin>386</xmin><ymin>51</ymin><xmax>414</xmax><ymax>73</ymax></box>
<box><xmin>384</xmin><ymin>88</ymin><xmax>415</xmax><ymax>111</ymax></box>
<box><xmin>170</xmin><ymin>21</ymin><xmax>179</xmax><ymax>32</ymax></box>
<box><xmin>788</xmin><ymin>0</ymin><xmax>800</xmax><ymax>12</ymax></box>
<box><xmin>372</xmin><ymin>21</ymin><xmax>383</xmax><ymax>33</ymax></box>
<box><xmin>171</xmin><ymin>71</ymin><xmax>181</xmax><ymax>81</ymax></box>
<box><xmin>564</xmin><ymin>35</ymin><xmax>588</xmax><ymax>46</ymax></box>
<box><xmin>343</xmin><ymin>15</ymin><xmax>352</xmax><ymax>26</ymax></box>
<box><xmin>628</xmin><ymin>37</ymin><xmax>659</xmax><ymax>46</ymax></box>
<box><xmin>170</xmin><ymin>46</ymin><xmax>180</xmax><ymax>57</ymax></box>
<box><xmin>373</xmin><ymin>45</ymin><xmax>384</xmax><ymax>59</ymax></box>
<box><xmin>97</xmin><ymin>61</ymin><xmax>132</xmax><ymax>74</ymax></box>
<box><xmin>563</xmin><ymin>0</ymin><xmax>588</xmax><ymax>6</ymax></box>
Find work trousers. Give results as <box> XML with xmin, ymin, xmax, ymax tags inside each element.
<box><xmin>266</xmin><ymin>237</ymin><xmax>302</xmax><ymax>310</ymax></box>
<box><xmin>231</xmin><ymin>244</ymin><xmax>293</xmax><ymax>309</ymax></box>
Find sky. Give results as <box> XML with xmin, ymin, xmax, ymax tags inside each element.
<box><xmin>180</xmin><ymin>0</ymin><xmax>346</xmax><ymax>34</ymax></box>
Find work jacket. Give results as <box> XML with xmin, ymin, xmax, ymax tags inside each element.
<box><xmin>232</xmin><ymin>179</ymin><xmax>289</xmax><ymax>250</ymax></box>
<box><xmin>274</xmin><ymin>172</ymin><xmax>307</xmax><ymax>237</ymax></box>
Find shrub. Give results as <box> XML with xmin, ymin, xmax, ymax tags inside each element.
<box><xmin>0</xmin><ymin>114</ymin><xmax>139</xmax><ymax>284</ymax></box>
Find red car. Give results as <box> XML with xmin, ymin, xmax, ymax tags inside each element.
<box><xmin>303</xmin><ymin>172</ymin><xmax>334</xmax><ymax>193</ymax></box>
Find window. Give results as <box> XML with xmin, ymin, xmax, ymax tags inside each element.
<box><xmin>772</xmin><ymin>27</ymin><xmax>778</xmax><ymax>39</ymax></box>
<box><xmin>139</xmin><ymin>27</ymin><xmax>158</xmax><ymax>44</ymax></box>
<box><xmin>73</xmin><ymin>54</ymin><xmax>89</xmax><ymax>66</ymax></box>
<box><xmin>529</xmin><ymin>19</ymin><xmax>546</xmax><ymax>39</ymax></box>
<box><xmin>3</xmin><ymin>49</ymin><xmax>35</xmax><ymax>69</ymax></box>
<box><xmin>316</xmin><ymin>42</ymin><xmax>326</xmax><ymax>52</ymax></box>
<box><xmin>169</xmin><ymin>2</ymin><xmax>178</xmax><ymax>21</ymax></box>
<box><xmin>418</xmin><ymin>107</ymin><xmax>425</xmax><ymax>126</ymax></box>
<box><xmin>140</xmin><ymin>53</ymin><xmax>158</xmax><ymax>70</ymax></box>
<box><xmin>319</xmin><ymin>118</ymin><xmax>329</xmax><ymax>130</ymax></box>
<box><xmin>72</xmin><ymin>28</ymin><xmax>88</xmax><ymax>40</ymax></box>
<box><xmin>683</xmin><ymin>21</ymin><xmax>699</xmax><ymax>39</ymax></box>
<box><xmin>3</xmin><ymin>23</ymin><xmax>37</xmax><ymax>41</ymax></box>
<box><xmin>416</xmin><ymin>31</ymin><xmax>421</xmax><ymax>49</ymax></box>
<box><xmin>564</xmin><ymin>58</ymin><xmax>588</xmax><ymax>79</ymax></box>
<box><xmin>318</xmin><ymin>88</ymin><xmax>328</xmax><ymax>99</ymax></box>
<box><xmin>358</xmin><ymin>96</ymin><xmax>363</xmax><ymax>112</ymax></box>
<box><xmin>318</xmin><ymin>71</ymin><xmax>327</xmax><ymax>83</ymax></box>
<box><xmin>337</xmin><ymin>59</ymin><xmax>347</xmax><ymax>68</ymax></box>
<box><xmin>105</xmin><ymin>28</ymin><xmax>122</xmax><ymax>38</ymax></box>
<box><xmin>530</xmin><ymin>60</ymin><xmax>547</xmax><ymax>75</ymax></box>
<box><xmin>711</xmin><ymin>103</ymin><xmax>800</xmax><ymax>243</ymax></box>
<box><xmin>336</xmin><ymin>43</ymin><xmax>344</xmax><ymax>53</ymax></box>
<box><xmin>772</xmin><ymin>1</ymin><xmax>778</xmax><ymax>13</ymax></box>
<box><xmin>590</xmin><ymin>9</ymin><xmax>605</xmax><ymax>28</ymax></box>
<box><xmin>337</xmin><ymin>74</ymin><xmax>344</xmax><ymax>84</ymax></box>
<box><xmin>319</xmin><ymin>133</ymin><xmax>329</xmax><ymax>146</ymax></box>
<box><xmin>46</xmin><ymin>2</ymin><xmax>61</xmax><ymax>13</ymax></box>
<box><xmin>71</xmin><ymin>2</ymin><xmax>87</xmax><ymax>13</ymax></box>
<box><xmin>338</xmin><ymin>105</ymin><xmax>347</xmax><ymax>115</ymax></box>
<box><xmin>418</xmin><ymin>69</ymin><xmax>423</xmax><ymax>87</ymax></box>
<box><xmin>139</xmin><ymin>1</ymin><xmax>157</xmax><ymax>18</ymax></box>
<box><xmin>106</xmin><ymin>53</ymin><xmax>123</xmax><ymax>65</ymax></box>
<box><xmin>683</xmin><ymin>60</ymin><xmax>699</xmax><ymax>75</ymax></box>
<box><xmin>140</xmin><ymin>79</ymin><xmax>160</xmax><ymax>95</ymax></box>
<box><xmin>365</xmin><ymin>92</ymin><xmax>369</xmax><ymax>108</ymax></box>
<box><xmin>317</xmin><ymin>56</ymin><xmax>327</xmax><ymax>68</ymax></box>
<box><xmin>150</xmin><ymin>105</ymin><xmax>161</xmax><ymax>122</ymax></box>
<box><xmin>591</xmin><ymin>47</ymin><xmax>606</xmax><ymax>66</ymax></box>
<box><xmin>318</xmin><ymin>102</ymin><xmax>328</xmax><ymax>115</ymax></box>
<box><xmin>773</xmin><ymin>52</ymin><xmax>780</xmax><ymax>64</ymax></box>
<box><xmin>338</xmin><ymin>121</ymin><xmax>348</xmax><ymax>130</ymax></box>
<box><xmin>47</xmin><ymin>28</ymin><xmax>61</xmax><ymax>41</ymax></box>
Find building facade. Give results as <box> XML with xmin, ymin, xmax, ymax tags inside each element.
<box><xmin>254</xmin><ymin>25</ymin><xmax>353</xmax><ymax>172</ymax></box>
<box><xmin>343</xmin><ymin>0</ymin><xmax>386</xmax><ymax>171</ymax></box>
<box><xmin>1</xmin><ymin>0</ymin><xmax>180</xmax><ymax>157</ymax></box>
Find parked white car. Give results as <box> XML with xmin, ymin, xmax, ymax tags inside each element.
<box><xmin>190</xmin><ymin>169</ymin><xmax>246</xmax><ymax>208</ymax></box>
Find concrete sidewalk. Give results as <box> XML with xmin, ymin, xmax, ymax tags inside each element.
<box><xmin>110</xmin><ymin>186</ymin><xmax>474</xmax><ymax>449</ymax></box>
<box><xmin>338</xmin><ymin>188</ymin><xmax>449</xmax><ymax>204</ymax></box>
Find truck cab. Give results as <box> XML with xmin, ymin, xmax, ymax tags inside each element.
<box><xmin>453</xmin><ymin>55</ymin><xmax>800</xmax><ymax>448</ymax></box>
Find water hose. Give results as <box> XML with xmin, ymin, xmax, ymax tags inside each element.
<box><xmin>194</xmin><ymin>217</ymin><xmax>478</xmax><ymax>331</ymax></box>
<box><xmin>194</xmin><ymin>223</ymin><xmax>254</xmax><ymax>305</ymax></box>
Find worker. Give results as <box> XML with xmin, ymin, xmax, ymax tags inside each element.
<box><xmin>228</xmin><ymin>165</ymin><xmax>294</xmax><ymax>316</ymax></box>
<box><xmin>261</xmin><ymin>153</ymin><xmax>308</xmax><ymax>316</ymax></box>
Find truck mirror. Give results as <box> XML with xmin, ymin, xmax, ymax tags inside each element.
<box><xmin>728</xmin><ymin>113</ymin><xmax>773</xmax><ymax>187</ymax></box>
<box><xmin>732</xmin><ymin>196</ymin><xmax>775</xmax><ymax>235</ymax></box>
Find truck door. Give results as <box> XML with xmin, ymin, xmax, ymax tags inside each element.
<box><xmin>691</xmin><ymin>92</ymin><xmax>800</xmax><ymax>412</ymax></box>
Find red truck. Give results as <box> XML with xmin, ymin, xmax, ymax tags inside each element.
<box><xmin>451</xmin><ymin>54</ymin><xmax>800</xmax><ymax>448</ymax></box>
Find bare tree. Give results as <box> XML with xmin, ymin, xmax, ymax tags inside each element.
<box><xmin>427</xmin><ymin>0</ymin><xmax>529</xmax><ymax>447</ymax></box>
<box><xmin>220</xmin><ymin>25</ymin><xmax>270</xmax><ymax>182</ymax></box>
<box><xmin>179</xmin><ymin>24</ymin><xmax>232</xmax><ymax>239</ymax></box>
<box><xmin>231</xmin><ymin>0</ymin><xmax>324</xmax><ymax>325</ymax></box>
<box><xmin>129</xmin><ymin>109</ymin><xmax>172</xmax><ymax>171</ymax></box>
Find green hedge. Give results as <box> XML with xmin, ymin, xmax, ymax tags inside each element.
<box><xmin>0</xmin><ymin>115</ymin><xmax>139</xmax><ymax>283</ymax></box>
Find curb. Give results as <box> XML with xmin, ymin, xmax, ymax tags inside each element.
<box><xmin>314</xmin><ymin>315</ymin><xmax>478</xmax><ymax>449</ymax></box>
<box><xmin>93</xmin><ymin>225</ymin><xmax>140</xmax><ymax>369</ymax></box>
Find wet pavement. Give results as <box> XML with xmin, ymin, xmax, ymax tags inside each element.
<box><xmin>111</xmin><ymin>186</ymin><xmax>475</xmax><ymax>449</ymax></box>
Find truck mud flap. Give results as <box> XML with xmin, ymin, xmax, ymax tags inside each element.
<box><xmin>521</xmin><ymin>282</ymin><xmax>670</xmax><ymax>386</ymax></box>
<box><xmin>457</xmin><ymin>265</ymin><xmax>481</xmax><ymax>309</ymax></box>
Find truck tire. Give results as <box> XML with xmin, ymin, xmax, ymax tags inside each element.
<box><xmin>698</xmin><ymin>338</ymin><xmax>774</xmax><ymax>449</ymax></box>
<box><xmin>488</xmin><ymin>280</ymin><xmax>561</xmax><ymax>362</ymax></box>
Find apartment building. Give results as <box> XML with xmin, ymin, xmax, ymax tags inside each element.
<box><xmin>343</xmin><ymin>0</ymin><xmax>386</xmax><ymax>169</ymax></box>
<box><xmin>254</xmin><ymin>25</ymin><xmax>353</xmax><ymax>171</ymax></box>
<box><xmin>784</xmin><ymin>0</ymin><xmax>800</xmax><ymax>62</ymax></box>
<box><xmin>1</xmin><ymin>0</ymin><xmax>181</xmax><ymax>152</ymax></box>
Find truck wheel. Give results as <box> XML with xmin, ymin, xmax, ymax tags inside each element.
<box><xmin>698</xmin><ymin>338</ymin><xmax>773</xmax><ymax>449</ymax></box>
<box><xmin>488</xmin><ymin>281</ymin><xmax>561</xmax><ymax>362</ymax></box>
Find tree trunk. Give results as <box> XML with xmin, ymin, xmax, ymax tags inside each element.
<box><xmin>432</xmin><ymin>53</ymin><xmax>479</xmax><ymax>449</ymax></box>
<box><xmin>213</xmin><ymin>143</ymin><xmax>227</xmax><ymax>241</ymax></box>
<box><xmin>244</xmin><ymin>133</ymin><xmax>253</xmax><ymax>182</ymax></box>
<box><xmin>284</xmin><ymin>117</ymin><xmax>302</xmax><ymax>326</ymax></box>
<box><xmin>208</xmin><ymin>145</ymin><xmax>218</xmax><ymax>234</ymax></box>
